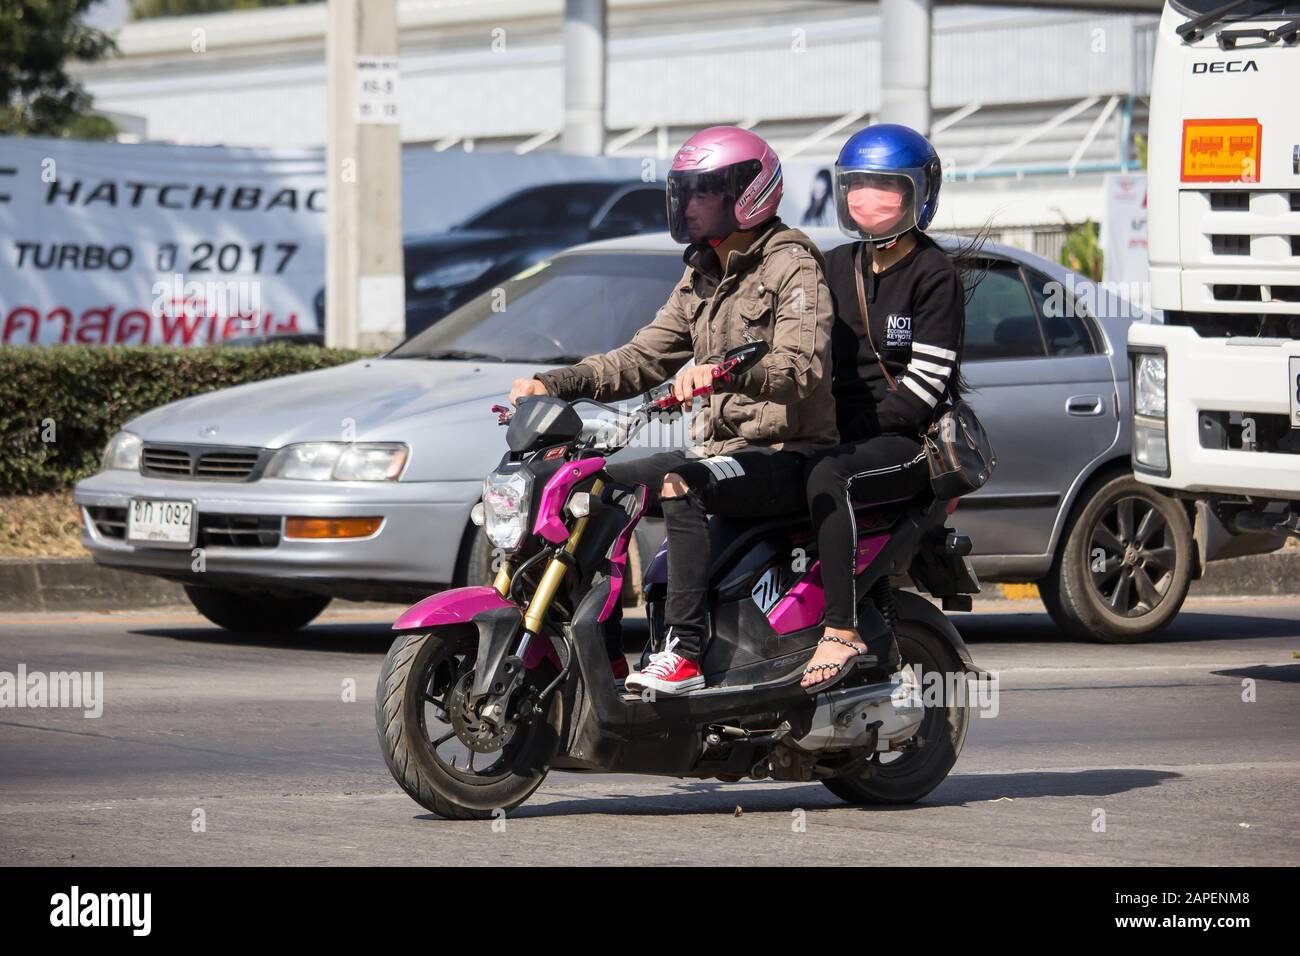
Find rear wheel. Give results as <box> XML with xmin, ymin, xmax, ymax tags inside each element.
<box><xmin>1039</xmin><ymin>474</ymin><xmax>1192</xmax><ymax>643</ymax></box>
<box><xmin>822</xmin><ymin>618</ymin><xmax>970</xmax><ymax>806</ymax></box>
<box><xmin>183</xmin><ymin>584</ymin><xmax>330</xmax><ymax>633</ymax></box>
<box><xmin>375</xmin><ymin>627</ymin><xmax>562</xmax><ymax>819</ymax></box>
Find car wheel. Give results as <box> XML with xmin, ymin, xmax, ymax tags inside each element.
<box><xmin>457</xmin><ymin>528</ymin><xmax>496</xmax><ymax>588</ymax></box>
<box><xmin>183</xmin><ymin>585</ymin><xmax>331</xmax><ymax>633</ymax></box>
<box><xmin>1039</xmin><ymin>474</ymin><xmax>1192</xmax><ymax>643</ymax></box>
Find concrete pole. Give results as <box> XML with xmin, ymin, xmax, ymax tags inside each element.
<box><xmin>326</xmin><ymin>0</ymin><xmax>405</xmax><ymax>350</ymax></box>
<box><xmin>879</xmin><ymin>0</ymin><xmax>932</xmax><ymax>136</ymax></box>
<box><xmin>561</xmin><ymin>0</ymin><xmax>606</xmax><ymax>155</ymax></box>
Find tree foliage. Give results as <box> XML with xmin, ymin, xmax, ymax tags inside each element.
<box><xmin>1060</xmin><ymin>219</ymin><xmax>1103</xmax><ymax>283</ymax></box>
<box><xmin>129</xmin><ymin>0</ymin><xmax>318</xmax><ymax>19</ymax></box>
<box><xmin>0</xmin><ymin>0</ymin><xmax>117</xmax><ymax>139</ymax></box>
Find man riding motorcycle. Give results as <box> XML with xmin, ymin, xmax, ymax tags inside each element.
<box><xmin>508</xmin><ymin>125</ymin><xmax>838</xmax><ymax>696</ymax></box>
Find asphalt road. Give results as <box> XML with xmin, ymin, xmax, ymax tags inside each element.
<box><xmin>1</xmin><ymin>596</ymin><xmax>1297</xmax><ymax>866</ymax></box>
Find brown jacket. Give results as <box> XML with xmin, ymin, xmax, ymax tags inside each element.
<box><xmin>534</xmin><ymin>218</ymin><xmax>839</xmax><ymax>457</ymax></box>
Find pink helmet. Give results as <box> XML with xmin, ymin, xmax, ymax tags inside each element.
<box><xmin>666</xmin><ymin>126</ymin><xmax>783</xmax><ymax>245</ymax></box>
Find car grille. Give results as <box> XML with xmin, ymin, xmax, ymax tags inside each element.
<box><xmin>83</xmin><ymin>505</ymin><xmax>281</xmax><ymax>547</ymax></box>
<box><xmin>198</xmin><ymin>514</ymin><xmax>282</xmax><ymax>548</ymax></box>
<box><xmin>141</xmin><ymin>443</ymin><xmax>268</xmax><ymax>481</ymax></box>
<box><xmin>86</xmin><ymin>505</ymin><xmax>127</xmax><ymax>540</ymax></box>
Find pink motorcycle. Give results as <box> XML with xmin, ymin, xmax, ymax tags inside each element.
<box><xmin>376</xmin><ymin>343</ymin><xmax>984</xmax><ymax>819</ymax></box>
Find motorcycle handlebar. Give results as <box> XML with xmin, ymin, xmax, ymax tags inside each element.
<box><xmin>492</xmin><ymin>342</ymin><xmax>769</xmax><ymax>445</ymax></box>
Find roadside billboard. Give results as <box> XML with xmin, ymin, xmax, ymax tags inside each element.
<box><xmin>0</xmin><ymin>138</ymin><xmax>327</xmax><ymax>346</ymax></box>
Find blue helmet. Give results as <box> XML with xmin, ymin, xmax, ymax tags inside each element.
<box><xmin>834</xmin><ymin>124</ymin><xmax>942</xmax><ymax>244</ymax></box>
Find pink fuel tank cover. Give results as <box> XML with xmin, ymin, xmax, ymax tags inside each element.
<box><xmin>533</xmin><ymin>458</ymin><xmax>605</xmax><ymax>544</ymax></box>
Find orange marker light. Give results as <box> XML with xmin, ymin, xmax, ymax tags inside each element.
<box><xmin>284</xmin><ymin>516</ymin><xmax>383</xmax><ymax>539</ymax></box>
<box><xmin>1181</xmin><ymin>118</ymin><xmax>1262</xmax><ymax>183</ymax></box>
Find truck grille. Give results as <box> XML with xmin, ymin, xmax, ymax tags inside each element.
<box><xmin>1199</xmin><ymin>412</ymin><xmax>1300</xmax><ymax>455</ymax></box>
<box><xmin>140</xmin><ymin>443</ymin><xmax>268</xmax><ymax>481</ymax></box>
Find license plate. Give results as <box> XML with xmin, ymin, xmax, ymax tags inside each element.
<box><xmin>1291</xmin><ymin>356</ymin><xmax>1300</xmax><ymax>429</ymax></box>
<box><xmin>126</xmin><ymin>498</ymin><xmax>195</xmax><ymax>547</ymax></box>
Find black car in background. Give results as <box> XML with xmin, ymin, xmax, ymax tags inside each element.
<box><xmin>315</xmin><ymin>179</ymin><xmax>668</xmax><ymax>338</ymax></box>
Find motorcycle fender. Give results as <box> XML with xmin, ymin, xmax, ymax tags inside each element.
<box><xmin>470</xmin><ymin>606</ymin><xmax>525</xmax><ymax>699</ymax></box>
<box><xmin>892</xmin><ymin>590</ymin><xmax>988</xmax><ymax>677</ymax></box>
<box><xmin>391</xmin><ymin>585</ymin><xmax>515</xmax><ymax>632</ymax></box>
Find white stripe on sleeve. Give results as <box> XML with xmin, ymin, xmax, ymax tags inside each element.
<box><xmin>912</xmin><ymin>342</ymin><xmax>958</xmax><ymax>361</ymax></box>
<box><xmin>910</xmin><ymin>367</ymin><xmax>948</xmax><ymax>392</ymax></box>
<box><xmin>911</xmin><ymin>357</ymin><xmax>954</xmax><ymax>377</ymax></box>
<box><xmin>903</xmin><ymin>376</ymin><xmax>941</xmax><ymax>406</ymax></box>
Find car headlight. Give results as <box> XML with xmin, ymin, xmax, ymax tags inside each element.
<box><xmin>411</xmin><ymin>258</ymin><xmax>495</xmax><ymax>293</ymax></box>
<box><xmin>102</xmin><ymin>431</ymin><xmax>142</xmax><ymax>471</ymax></box>
<box><xmin>1133</xmin><ymin>353</ymin><xmax>1166</xmax><ymax>418</ymax></box>
<box><xmin>482</xmin><ymin>470</ymin><xmax>532</xmax><ymax>552</ymax></box>
<box><xmin>265</xmin><ymin>442</ymin><xmax>408</xmax><ymax>481</ymax></box>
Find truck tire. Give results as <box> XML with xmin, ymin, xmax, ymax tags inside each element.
<box><xmin>1039</xmin><ymin>474</ymin><xmax>1192</xmax><ymax>643</ymax></box>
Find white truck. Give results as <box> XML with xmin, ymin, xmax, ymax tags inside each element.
<box><xmin>1131</xmin><ymin>0</ymin><xmax>1300</xmax><ymax>545</ymax></box>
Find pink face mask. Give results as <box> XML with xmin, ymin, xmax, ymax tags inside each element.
<box><xmin>847</xmin><ymin>185</ymin><xmax>905</xmax><ymax>235</ymax></box>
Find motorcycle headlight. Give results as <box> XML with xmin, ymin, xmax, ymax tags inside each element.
<box><xmin>265</xmin><ymin>442</ymin><xmax>408</xmax><ymax>481</ymax></box>
<box><xmin>411</xmin><ymin>258</ymin><xmax>495</xmax><ymax>293</ymax></box>
<box><xmin>102</xmin><ymin>431</ymin><xmax>143</xmax><ymax>471</ymax></box>
<box><xmin>482</xmin><ymin>470</ymin><xmax>532</xmax><ymax>552</ymax></box>
<box><xmin>1133</xmin><ymin>353</ymin><xmax>1166</xmax><ymax>418</ymax></box>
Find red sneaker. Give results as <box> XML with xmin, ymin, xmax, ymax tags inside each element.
<box><xmin>624</xmin><ymin>638</ymin><xmax>704</xmax><ymax>696</ymax></box>
<box><xmin>609</xmin><ymin>655</ymin><xmax>630</xmax><ymax>680</ymax></box>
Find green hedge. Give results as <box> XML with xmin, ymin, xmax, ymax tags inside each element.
<box><xmin>0</xmin><ymin>345</ymin><xmax>372</xmax><ymax>495</ymax></box>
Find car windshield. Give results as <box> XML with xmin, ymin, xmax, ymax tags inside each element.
<box><xmin>458</xmin><ymin>183</ymin><xmax>622</xmax><ymax>231</ymax></box>
<box><xmin>388</xmin><ymin>252</ymin><xmax>684</xmax><ymax>363</ymax></box>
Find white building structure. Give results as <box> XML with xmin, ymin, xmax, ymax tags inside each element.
<box><xmin>75</xmin><ymin>0</ymin><xmax>1160</xmax><ymax>258</ymax></box>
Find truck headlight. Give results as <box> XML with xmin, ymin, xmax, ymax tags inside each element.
<box><xmin>102</xmin><ymin>431</ymin><xmax>142</xmax><ymax>471</ymax></box>
<box><xmin>1133</xmin><ymin>353</ymin><xmax>1166</xmax><ymax>418</ymax></box>
<box><xmin>265</xmin><ymin>442</ymin><xmax>408</xmax><ymax>481</ymax></box>
<box><xmin>482</xmin><ymin>470</ymin><xmax>532</xmax><ymax>552</ymax></box>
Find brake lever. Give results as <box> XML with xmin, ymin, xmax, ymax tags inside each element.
<box><xmin>650</xmin><ymin>357</ymin><xmax>742</xmax><ymax>411</ymax></box>
<box><xmin>491</xmin><ymin>403</ymin><xmax>513</xmax><ymax>425</ymax></box>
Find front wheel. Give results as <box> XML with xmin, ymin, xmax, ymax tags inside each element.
<box><xmin>183</xmin><ymin>584</ymin><xmax>330</xmax><ymax>633</ymax></box>
<box><xmin>375</xmin><ymin>626</ymin><xmax>562</xmax><ymax>820</ymax></box>
<box><xmin>1039</xmin><ymin>474</ymin><xmax>1192</xmax><ymax>643</ymax></box>
<box><xmin>821</xmin><ymin>618</ymin><xmax>970</xmax><ymax>806</ymax></box>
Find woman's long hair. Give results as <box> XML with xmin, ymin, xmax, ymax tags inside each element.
<box><xmin>937</xmin><ymin>220</ymin><xmax>995</xmax><ymax>401</ymax></box>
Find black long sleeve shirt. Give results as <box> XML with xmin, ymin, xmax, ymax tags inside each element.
<box><xmin>825</xmin><ymin>234</ymin><xmax>965</xmax><ymax>441</ymax></box>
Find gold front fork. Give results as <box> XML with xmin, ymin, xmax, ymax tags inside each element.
<box><xmin>492</xmin><ymin>562</ymin><xmax>512</xmax><ymax>597</ymax></box>
<box><xmin>522</xmin><ymin>479</ymin><xmax>603</xmax><ymax>634</ymax></box>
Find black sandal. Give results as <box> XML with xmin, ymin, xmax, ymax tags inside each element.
<box><xmin>801</xmin><ymin>634</ymin><xmax>876</xmax><ymax>695</ymax></box>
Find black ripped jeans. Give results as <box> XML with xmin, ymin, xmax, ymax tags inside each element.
<box><xmin>604</xmin><ymin>448</ymin><xmax>808</xmax><ymax>661</ymax></box>
<box><xmin>803</xmin><ymin>434</ymin><xmax>929</xmax><ymax>631</ymax></box>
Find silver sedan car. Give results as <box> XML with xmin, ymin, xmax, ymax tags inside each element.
<box><xmin>75</xmin><ymin>230</ymin><xmax>1256</xmax><ymax>640</ymax></box>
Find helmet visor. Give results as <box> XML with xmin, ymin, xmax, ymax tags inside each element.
<box><xmin>835</xmin><ymin>171</ymin><xmax>918</xmax><ymax>242</ymax></box>
<box><xmin>666</xmin><ymin>160</ymin><xmax>761</xmax><ymax>244</ymax></box>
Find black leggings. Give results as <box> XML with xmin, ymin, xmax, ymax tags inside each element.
<box><xmin>804</xmin><ymin>434</ymin><xmax>929</xmax><ymax>631</ymax></box>
<box><xmin>605</xmin><ymin>449</ymin><xmax>808</xmax><ymax>661</ymax></box>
